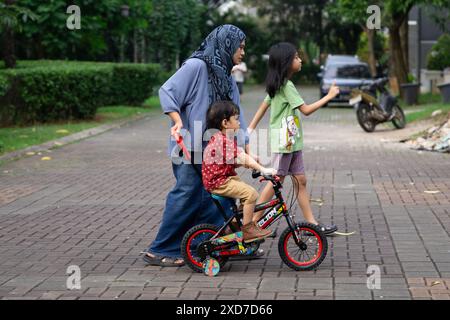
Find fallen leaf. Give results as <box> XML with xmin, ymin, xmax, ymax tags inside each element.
<box><xmin>431</xmin><ymin>281</ymin><xmax>441</xmax><ymax>287</ymax></box>
<box><xmin>333</xmin><ymin>231</ymin><xmax>356</xmax><ymax>236</ymax></box>
<box><xmin>26</xmin><ymin>152</ymin><xmax>35</xmax><ymax>156</ymax></box>
<box><xmin>424</xmin><ymin>190</ymin><xmax>440</xmax><ymax>194</ymax></box>
<box><xmin>56</xmin><ymin>129</ymin><xmax>70</xmax><ymax>134</ymax></box>
<box><xmin>310</xmin><ymin>198</ymin><xmax>324</xmax><ymax>207</ymax></box>
<box><xmin>41</xmin><ymin>157</ymin><xmax>52</xmax><ymax>161</ymax></box>
<box><xmin>53</xmin><ymin>142</ymin><xmax>63</xmax><ymax>146</ymax></box>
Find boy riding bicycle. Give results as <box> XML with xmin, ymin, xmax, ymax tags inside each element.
<box><xmin>202</xmin><ymin>101</ymin><xmax>276</xmax><ymax>243</ymax></box>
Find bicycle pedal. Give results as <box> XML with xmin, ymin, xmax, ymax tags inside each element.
<box><xmin>268</xmin><ymin>230</ymin><xmax>277</xmax><ymax>238</ymax></box>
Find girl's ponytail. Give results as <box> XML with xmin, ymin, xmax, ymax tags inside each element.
<box><xmin>265</xmin><ymin>42</ymin><xmax>298</xmax><ymax>98</ymax></box>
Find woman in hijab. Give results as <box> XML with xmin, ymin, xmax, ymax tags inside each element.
<box><xmin>142</xmin><ymin>25</ymin><xmax>259</xmax><ymax>267</ymax></box>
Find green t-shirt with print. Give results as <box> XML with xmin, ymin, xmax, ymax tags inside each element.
<box><xmin>264</xmin><ymin>80</ymin><xmax>305</xmax><ymax>153</ymax></box>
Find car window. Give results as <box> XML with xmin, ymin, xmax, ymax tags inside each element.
<box><xmin>324</xmin><ymin>66</ymin><xmax>337</xmax><ymax>78</ymax></box>
<box><xmin>325</xmin><ymin>65</ymin><xmax>371</xmax><ymax>79</ymax></box>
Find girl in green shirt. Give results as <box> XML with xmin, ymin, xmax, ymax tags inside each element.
<box><xmin>248</xmin><ymin>42</ymin><xmax>340</xmax><ymax>234</ymax></box>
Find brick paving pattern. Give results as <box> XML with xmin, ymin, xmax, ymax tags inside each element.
<box><xmin>0</xmin><ymin>86</ymin><xmax>449</xmax><ymax>300</ymax></box>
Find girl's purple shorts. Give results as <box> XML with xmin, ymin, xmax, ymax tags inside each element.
<box><xmin>272</xmin><ymin>151</ymin><xmax>305</xmax><ymax>176</ymax></box>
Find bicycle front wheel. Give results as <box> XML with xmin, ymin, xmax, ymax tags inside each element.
<box><xmin>278</xmin><ymin>223</ymin><xmax>328</xmax><ymax>271</ymax></box>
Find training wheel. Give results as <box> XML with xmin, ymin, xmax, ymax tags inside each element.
<box><xmin>202</xmin><ymin>258</ymin><xmax>220</xmax><ymax>277</ymax></box>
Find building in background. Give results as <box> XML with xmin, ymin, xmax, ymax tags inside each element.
<box><xmin>408</xmin><ymin>6</ymin><xmax>450</xmax><ymax>92</ymax></box>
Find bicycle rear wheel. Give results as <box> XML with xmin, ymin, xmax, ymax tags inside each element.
<box><xmin>181</xmin><ymin>224</ymin><xmax>228</xmax><ymax>273</ymax></box>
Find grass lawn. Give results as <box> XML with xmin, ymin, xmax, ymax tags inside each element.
<box><xmin>0</xmin><ymin>98</ymin><xmax>160</xmax><ymax>156</ymax></box>
<box><xmin>394</xmin><ymin>91</ymin><xmax>449</xmax><ymax>123</ymax></box>
<box><xmin>405</xmin><ymin>102</ymin><xmax>450</xmax><ymax>123</ymax></box>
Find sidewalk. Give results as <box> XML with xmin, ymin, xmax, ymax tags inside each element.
<box><xmin>0</xmin><ymin>86</ymin><xmax>449</xmax><ymax>300</ymax></box>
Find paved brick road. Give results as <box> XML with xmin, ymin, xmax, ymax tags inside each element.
<box><xmin>0</xmin><ymin>86</ymin><xmax>449</xmax><ymax>300</ymax></box>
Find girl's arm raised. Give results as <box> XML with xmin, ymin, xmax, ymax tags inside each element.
<box><xmin>298</xmin><ymin>82</ymin><xmax>339</xmax><ymax>116</ymax></box>
<box><xmin>248</xmin><ymin>101</ymin><xmax>270</xmax><ymax>132</ymax></box>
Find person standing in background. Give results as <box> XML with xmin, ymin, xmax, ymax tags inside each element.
<box><xmin>232</xmin><ymin>61</ymin><xmax>248</xmax><ymax>95</ymax></box>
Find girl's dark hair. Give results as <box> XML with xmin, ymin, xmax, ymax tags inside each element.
<box><xmin>206</xmin><ymin>100</ymin><xmax>240</xmax><ymax>130</ymax></box>
<box><xmin>265</xmin><ymin>42</ymin><xmax>298</xmax><ymax>98</ymax></box>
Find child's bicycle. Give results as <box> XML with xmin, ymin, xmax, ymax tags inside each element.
<box><xmin>181</xmin><ymin>169</ymin><xmax>328</xmax><ymax>276</ymax></box>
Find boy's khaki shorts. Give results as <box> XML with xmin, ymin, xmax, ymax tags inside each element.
<box><xmin>212</xmin><ymin>176</ymin><xmax>258</xmax><ymax>205</ymax></box>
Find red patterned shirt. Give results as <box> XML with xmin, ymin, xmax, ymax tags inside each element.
<box><xmin>202</xmin><ymin>132</ymin><xmax>243</xmax><ymax>192</ymax></box>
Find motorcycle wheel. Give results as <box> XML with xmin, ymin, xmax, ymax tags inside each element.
<box><xmin>391</xmin><ymin>105</ymin><xmax>406</xmax><ymax>129</ymax></box>
<box><xmin>356</xmin><ymin>103</ymin><xmax>376</xmax><ymax>132</ymax></box>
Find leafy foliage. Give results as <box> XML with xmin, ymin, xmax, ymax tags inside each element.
<box><xmin>427</xmin><ymin>33</ymin><xmax>450</xmax><ymax>70</ymax></box>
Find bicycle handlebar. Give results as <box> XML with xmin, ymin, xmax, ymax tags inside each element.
<box><xmin>251</xmin><ymin>169</ymin><xmax>280</xmax><ymax>183</ymax></box>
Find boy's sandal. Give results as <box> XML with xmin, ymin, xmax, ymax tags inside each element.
<box><xmin>142</xmin><ymin>253</ymin><xmax>185</xmax><ymax>267</ymax></box>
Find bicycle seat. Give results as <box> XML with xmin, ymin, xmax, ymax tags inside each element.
<box><xmin>211</xmin><ymin>194</ymin><xmax>233</xmax><ymax>202</ymax></box>
<box><xmin>210</xmin><ymin>194</ymin><xmax>237</xmax><ymax>218</ymax></box>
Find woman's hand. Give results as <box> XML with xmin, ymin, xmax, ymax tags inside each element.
<box><xmin>171</xmin><ymin>121</ymin><xmax>183</xmax><ymax>139</ymax></box>
<box><xmin>168</xmin><ymin>112</ymin><xmax>183</xmax><ymax>139</ymax></box>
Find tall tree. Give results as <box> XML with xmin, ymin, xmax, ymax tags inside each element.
<box><xmin>148</xmin><ymin>0</ymin><xmax>206</xmax><ymax>70</ymax></box>
<box><xmin>246</xmin><ymin>0</ymin><xmax>327</xmax><ymax>51</ymax></box>
<box><xmin>0</xmin><ymin>0</ymin><xmax>37</xmax><ymax>68</ymax></box>
<box><xmin>327</xmin><ymin>0</ymin><xmax>381</xmax><ymax>77</ymax></box>
<box><xmin>384</xmin><ymin>1</ymin><xmax>415</xmax><ymax>86</ymax></box>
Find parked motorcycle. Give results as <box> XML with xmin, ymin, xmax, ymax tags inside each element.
<box><xmin>349</xmin><ymin>78</ymin><xmax>406</xmax><ymax>132</ymax></box>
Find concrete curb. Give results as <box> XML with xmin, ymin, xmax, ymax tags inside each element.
<box><xmin>0</xmin><ymin>113</ymin><xmax>150</xmax><ymax>164</ymax></box>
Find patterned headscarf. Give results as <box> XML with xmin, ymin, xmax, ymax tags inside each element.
<box><xmin>190</xmin><ymin>24</ymin><xmax>246</xmax><ymax>104</ymax></box>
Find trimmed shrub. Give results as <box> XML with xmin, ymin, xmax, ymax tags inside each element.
<box><xmin>110</xmin><ymin>64</ymin><xmax>163</xmax><ymax>106</ymax></box>
<box><xmin>0</xmin><ymin>61</ymin><xmax>163</xmax><ymax>126</ymax></box>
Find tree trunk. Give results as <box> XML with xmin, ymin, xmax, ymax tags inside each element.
<box><xmin>317</xmin><ymin>0</ymin><xmax>324</xmax><ymax>54</ymax></box>
<box><xmin>365</xmin><ymin>27</ymin><xmax>377</xmax><ymax>78</ymax></box>
<box><xmin>400</xmin><ymin>19</ymin><xmax>409</xmax><ymax>73</ymax></box>
<box><xmin>2</xmin><ymin>29</ymin><xmax>16</xmax><ymax>69</ymax></box>
<box><xmin>390</xmin><ymin>25</ymin><xmax>408</xmax><ymax>96</ymax></box>
<box><xmin>141</xmin><ymin>33</ymin><xmax>146</xmax><ymax>63</ymax></box>
<box><xmin>388</xmin><ymin>4</ymin><xmax>414</xmax><ymax>96</ymax></box>
<box><xmin>133</xmin><ymin>29</ymin><xmax>138</xmax><ymax>63</ymax></box>
<box><xmin>119</xmin><ymin>34</ymin><xmax>125</xmax><ymax>62</ymax></box>
<box><xmin>2</xmin><ymin>0</ymin><xmax>17</xmax><ymax>68</ymax></box>
<box><xmin>33</xmin><ymin>36</ymin><xmax>45</xmax><ymax>59</ymax></box>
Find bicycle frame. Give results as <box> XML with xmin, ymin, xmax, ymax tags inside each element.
<box><xmin>172</xmin><ymin>134</ymin><xmax>306</xmax><ymax>259</ymax></box>
<box><xmin>204</xmin><ymin>176</ymin><xmax>305</xmax><ymax>259</ymax></box>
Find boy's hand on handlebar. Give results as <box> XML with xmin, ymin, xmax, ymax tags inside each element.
<box><xmin>261</xmin><ymin>167</ymin><xmax>277</xmax><ymax>176</ymax></box>
<box><xmin>327</xmin><ymin>80</ymin><xmax>340</xmax><ymax>99</ymax></box>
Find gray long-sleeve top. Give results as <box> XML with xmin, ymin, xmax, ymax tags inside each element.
<box><xmin>159</xmin><ymin>58</ymin><xmax>249</xmax><ymax>162</ymax></box>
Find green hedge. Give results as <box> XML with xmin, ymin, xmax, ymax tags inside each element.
<box><xmin>427</xmin><ymin>34</ymin><xmax>450</xmax><ymax>71</ymax></box>
<box><xmin>0</xmin><ymin>61</ymin><xmax>163</xmax><ymax>126</ymax></box>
